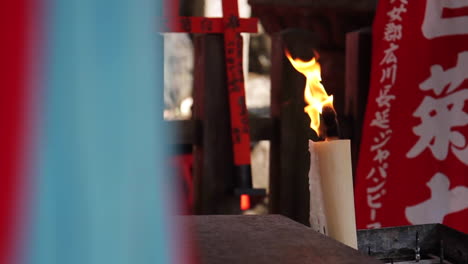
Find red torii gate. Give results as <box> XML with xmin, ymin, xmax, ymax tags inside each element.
<box><xmin>160</xmin><ymin>0</ymin><xmax>265</xmax><ymax>210</ymax></box>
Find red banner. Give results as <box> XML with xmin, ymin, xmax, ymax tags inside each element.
<box><xmin>355</xmin><ymin>0</ymin><xmax>468</xmax><ymax>233</ymax></box>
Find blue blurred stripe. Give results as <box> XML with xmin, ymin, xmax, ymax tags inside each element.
<box><xmin>24</xmin><ymin>0</ymin><xmax>172</xmax><ymax>263</ymax></box>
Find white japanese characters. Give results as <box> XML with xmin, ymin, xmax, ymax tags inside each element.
<box><xmin>384</xmin><ymin>23</ymin><xmax>402</xmax><ymax>42</ymax></box>
<box><xmin>379</xmin><ymin>43</ymin><xmax>399</xmax><ymax>65</ymax></box>
<box><xmin>365</xmin><ymin>0</ymin><xmax>407</xmax><ymax>229</ymax></box>
<box><xmin>407</xmin><ymin>89</ymin><xmax>468</xmax><ymax>164</ymax></box>
<box><xmin>405</xmin><ymin>1</ymin><xmax>468</xmax><ymax>225</ymax></box>
<box><xmin>422</xmin><ymin>0</ymin><xmax>468</xmax><ymax>39</ymax></box>
<box><xmin>408</xmin><ymin>52</ymin><xmax>468</xmax><ymax>165</ymax></box>
<box><xmin>405</xmin><ymin>172</ymin><xmax>468</xmax><ymax>224</ymax></box>
<box><xmin>420</xmin><ymin>52</ymin><xmax>468</xmax><ymax>96</ymax></box>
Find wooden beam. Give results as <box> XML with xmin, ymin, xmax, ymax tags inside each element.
<box><xmin>192</xmin><ymin>34</ymin><xmax>238</xmax><ymax>214</ymax></box>
<box><xmin>166</xmin><ymin>119</ymin><xmax>201</xmax><ymax>145</ymax></box>
<box><xmin>184</xmin><ymin>215</ymin><xmax>382</xmax><ymax>264</ymax></box>
<box><xmin>345</xmin><ymin>28</ymin><xmax>372</xmax><ymax>179</ymax></box>
<box><xmin>166</xmin><ymin>117</ymin><xmax>272</xmax><ymax>145</ymax></box>
<box><xmin>248</xmin><ymin>0</ymin><xmax>377</xmax><ymax>11</ymax></box>
<box><xmin>248</xmin><ymin>116</ymin><xmax>273</xmax><ymax>142</ymax></box>
<box><xmin>269</xmin><ymin>29</ymin><xmax>317</xmax><ymax>226</ymax></box>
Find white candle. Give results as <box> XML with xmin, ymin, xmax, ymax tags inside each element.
<box><xmin>308</xmin><ymin>139</ymin><xmax>358</xmax><ymax>249</ymax></box>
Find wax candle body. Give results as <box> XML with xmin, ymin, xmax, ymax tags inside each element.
<box><xmin>308</xmin><ymin>139</ymin><xmax>358</xmax><ymax>249</ymax></box>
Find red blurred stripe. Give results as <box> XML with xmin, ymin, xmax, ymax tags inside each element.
<box><xmin>0</xmin><ymin>0</ymin><xmax>33</xmax><ymax>263</ymax></box>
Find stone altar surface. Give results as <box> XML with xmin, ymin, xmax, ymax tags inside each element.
<box><xmin>187</xmin><ymin>214</ymin><xmax>381</xmax><ymax>264</ymax></box>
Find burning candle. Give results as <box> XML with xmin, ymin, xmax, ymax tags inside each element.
<box><xmin>285</xmin><ymin>50</ymin><xmax>358</xmax><ymax>249</ymax></box>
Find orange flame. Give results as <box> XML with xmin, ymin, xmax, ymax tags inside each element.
<box><xmin>284</xmin><ymin>49</ymin><xmax>333</xmax><ymax>134</ymax></box>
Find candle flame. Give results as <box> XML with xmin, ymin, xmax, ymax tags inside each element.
<box><xmin>284</xmin><ymin>49</ymin><xmax>334</xmax><ymax>134</ymax></box>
